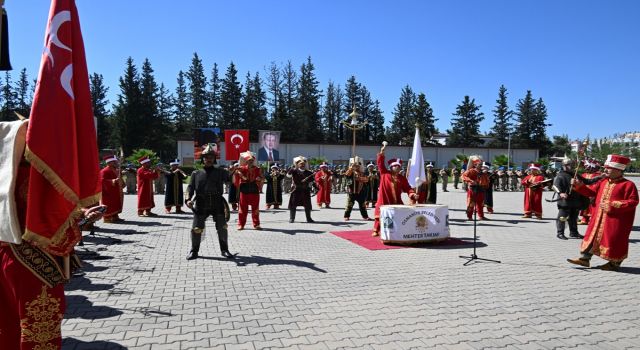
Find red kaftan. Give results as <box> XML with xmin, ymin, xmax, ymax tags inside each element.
<box><xmin>100</xmin><ymin>166</ymin><xmax>124</xmax><ymax>218</ymax></box>
<box><xmin>137</xmin><ymin>167</ymin><xmax>159</xmax><ymax>211</ymax></box>
<box><xmin>315</xmin><ymin>170</ymin><xmax>332</xmax><ymax>206</ymax></box>
<box><xmin>574</xmin><ymin>177</ymin><xmax>639</xmax><ymax>262</ymax></box>
<box><xmin>373</xmin><ymin>153</ymin><xmax>415</xmax><ymax>234</ymax></box>
<box><xmin>461</xmin><ymin>168</ymin><xmax>489</xmax><ymax>219</ymax></box>
<box><xmin>521</xmin><ymin>174</ymin><xmax>545</xmax><ymax>217</ymax></box>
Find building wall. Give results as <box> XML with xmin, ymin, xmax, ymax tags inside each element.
<box><xmin>178</xmin><ymin>141</ymin><xmax>539</xmax><ymax>168</ymax></box>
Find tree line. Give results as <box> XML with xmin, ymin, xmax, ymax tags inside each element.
<box><xmin>1</xmin><ymin>54</ymin><xmax>567</xmax><ymax>160</ymax></box>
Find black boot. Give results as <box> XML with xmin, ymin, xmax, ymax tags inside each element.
<box><xmin>186</xmin><ymin>230</ymin><xmax>201</xmax><ymax>260</ymax></box>
<box><xmin>305</xmin><ymin>208</ymin><xmax>314</xmax><ymax>223</ymax></box>
<box><xmin>289</xmin><ymin>209</ymin><xmax>296</xmax><ymax>223</ymax></box>
<box><xmin>217</xmin><ymin>227</ymin><xmax>234</xmax><ymax>259</ymax></box>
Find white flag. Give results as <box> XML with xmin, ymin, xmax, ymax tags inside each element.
<box><xmin>407</xmin><ymin>128</ymin><xmax>426</xmax><ymax>188</ymax></box>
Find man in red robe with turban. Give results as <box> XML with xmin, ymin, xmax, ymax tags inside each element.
<box><xmin>372</xmin><ymin>142</ymin><xmax>416</xmax><ymax>237</ymax></box>
<box><xmin>567</xmin><ymin>154</ymin><xmax>638</xmax><ymax>271</ymax></box>
<box><xmin>100</xmin><ymin>155</ymin><xmax>125</xmax><ymax>223</ymax></box>
<box><xmin>137</xmin><ymin>156</ymin><xmax>160</xmax><ymax>217</ymax></box>
<box><xmin>461</xmin><ymin>155</ymin><xmax>490</xmax><ymax>220</ymax></box>
<box><xmin>235</xmin><ymin>151</ymin><xmax>263</xmax><ymax>230</ymax></box>
<box><xmin>521</xmin><ymin>163</ymin><xmax>546</xmax><ymax>219</ymax></box>
<box><xmin>315</xmin><ymin>162</ymin><xmax>333</xmax><ymax>208</ymax></box>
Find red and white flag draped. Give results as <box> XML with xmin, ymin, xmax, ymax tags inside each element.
<box><xmin>24</xmin><ymin>0</ymin><xmax>100</xmax><ymax>256</ymax></box>
<box><xmin>224</xmin><ymin>130</ymin><xmax>249</xmax><ymax>161</ymax></box>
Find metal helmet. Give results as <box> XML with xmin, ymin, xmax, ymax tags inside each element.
<box><xmin>562</xmin><ymin>158</ymin><xmax>574</xmax><ymax>167</ymax></box>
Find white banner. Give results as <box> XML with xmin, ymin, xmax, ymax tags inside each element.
<box><xmin>380</xmin><ymin>204</ymin><xmax>450</xmax><ymax>243</ymax></box>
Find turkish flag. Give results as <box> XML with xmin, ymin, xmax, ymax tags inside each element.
<box><xmin>23</xmin><ymin>0</ymin><xmax>100</xmax><ymax>256</ymax></box>
<box><xmin>224</xmin><ymin>130</ymin><xmax>249</xmax><ymax>161</ymax></box>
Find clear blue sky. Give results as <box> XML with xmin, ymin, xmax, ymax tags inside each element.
<box><xmin>7</xmin><ymin>0</ymin><xmax>639</xmax><ymax>140</ymax></box>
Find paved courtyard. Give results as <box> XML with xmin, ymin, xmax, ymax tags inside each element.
<box><xmin>62</xmin><ymin>180</ymin><xmax>640</xmax><ymax>350</ymax></box>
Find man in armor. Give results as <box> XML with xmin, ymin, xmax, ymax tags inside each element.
<box><xmin>553</xmin><ymin>158</ymin><xmax>587</xmax><ymax>240</ymax></box>
<box><xmin>344</xmin><ymin>158</ymin><xmax>371</xmax><ymax>221</ymax></box>
<box><xmin>164</xmin><ymin>159</ymin><xmax>187</xmax><ymax>214</ymax></box>
<box><xmin>365</xmin><ymin>162</ymin><xmax>379</xmax><ymax>208</ymax></box>
<box><xmin>185</xmin><ymin>144</ymin><xmax>233</xmax><ymax>260</ymax></box>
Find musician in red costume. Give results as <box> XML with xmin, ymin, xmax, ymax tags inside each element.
<box><xmin>567</xmin><ymin>154</ymin><xmax>638</xmax><ymax>271</ymax></box>
<box><xmin>578</xmin><ymin>161</ymin><xmax>602</xmax><ymax>225</ymax></box>
<box><xmin>100</xmin><ymin>155</ymin><xmax>125</xmax><ymax>223</ymax></box>
<box><xmin>461</xmin><ymin>155</ymin><xmax>490</xmax><ymax>220</ymax></box>
<box><xmin>372</xmin><ymin>142</ymin><xmax>416</xmax><ymax>237</ymax></box>
<box><xmin>136</xmin><ymin>156</ymin><xmax>160</xmax><ymax>217</ymax></box>
<box><xmin>521</xmin><ymin>163</ymin><xmax>545</xmax><ymax>219</ymax></box>
<box><xmin>235</xmin><ymin>151</ymin><xmax>263</xmax><ymax>230</ymax></box>
<box><xmin>315</xmin><ymin>162</ymin><xmax>333</xmax><ymax>208</ymax></box>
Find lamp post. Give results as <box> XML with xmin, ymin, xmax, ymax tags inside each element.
<box><xmin>341</xmin><ymin>105</ymin><xmax>367</xmax><ymax>158</ymax></box>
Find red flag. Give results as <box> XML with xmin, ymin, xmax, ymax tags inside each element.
<box><xmin>23</xmin><ymin>0</ymin><xmax>100</xmax><ymax>256</ymax></box>
<box><xmin>224</xmin><ymin>130</ymin><xmax>249</xmax><ymax>161</ymax></box>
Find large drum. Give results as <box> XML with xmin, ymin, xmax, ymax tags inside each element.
<box><xmin>380</xmin><ymin>204</ymin><xmax>450</xmax><ymax>244</ymax></box>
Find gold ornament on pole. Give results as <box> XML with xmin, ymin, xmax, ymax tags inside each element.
<box><xmin>341</xmin><ymin>105</ymin><xmax>368</xmax><ymax>158</ymax></box>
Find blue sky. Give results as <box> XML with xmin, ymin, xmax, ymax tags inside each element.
<box><xmin>7</xmin><ymin>0</ymin><xmax>639</xmax><ymax>140</ymax></box>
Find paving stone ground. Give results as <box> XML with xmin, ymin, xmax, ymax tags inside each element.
<box><xmin>62</xmin><ymin>179</ymin><xmax>640</xmax><ymax>350</ymax></box>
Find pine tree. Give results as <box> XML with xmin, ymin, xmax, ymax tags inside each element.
<box><xmin>208</xmin><ymin>63</ymin><xmax>222</xmax><ymax>128</ymax></box>
<box><xmin>155</xmin><ymin>83</ymin><xmax>176</xmax><ymax>159</ymax></box>
<box><xmin>89</xmin><ymin>73</ymin><xmax>111</xmax><ymax>149</ymax></box>
<box><xmin>387</xmin><ymin>85</ymin><xmax>416</xmax><ymax>145</ymax></box>
<box><xmin>187</xmin><ymin>52</ymin><xmax>209</xmax><ymax>128</ymax></box>
<box><xmin>111</xmin><ymin>57</ymin><xmax>144</xmax><ymax>155</ymax></box>
<box><xmin>369</xmin><ymin>100</ymin><xmax>385</xmax><ymax>144</ymax></box>
<box><xmin>265</xmin><ymin>61</ymin><xmax>283</xmax><ymax>124</ymax></box>
<box><xmin>342</xmin><ymin>76</ymin><xmax>362</xmax><ymax>145</ymax></box>
<box><xmin>296</xmin><ymin>57</ymin><xmax>323</xmax><ymax>142</ymax></box>
<box><xmin>447</xmin><ymin>96</ymin><xmax>485</xmax><ymax>147</ymax></box>
<box><xmin>243</xmin><ymin>72</ymin><xmax>269</xmax><ymax>140</ymax></box>
<box><xmin>140</xmin><ymin>58</ymin><xmax>171</xmax><ymax>157</ymax></box>
<box><xmin>281</xmin><ymin>61</ymin><xmax>299</xmax><ymax>140</ymax></box>
<box><xmin>413</xmin><ymin>92</ymin><xmax>437</xmax><ymax>143</ymax></box>
<box><xmin>1</xmin><ymin>71</ymin><xmax>15</xmax><ymax>122</ymax></box>
<box><xmin>219</xmin><ymin>62</ymin><xmax>243</xmax><ymax>131</ymax></box>
<box><xmin>489</xmin><ymin>84</ymin><xmax>513</xmax><ymax>148</ymax></box>
<box><xmin>15</xmin><ymin>68</ymin><xmax>31</xmax><ymax>118</ymax></box>
<box><xmin>358</xmin><ymin>85</ymin><xmax>375</xmax><ymax>144</ymax></box>
<box><xmin>322</xmin><ymin>81</ymin><xmax>343</xmax><ymax>143</ymax></box>
<box><xmin>174</xmin><ymin>71</ymin><xmax>191</xmax><ymax>134</ymax></box>
<box><xmin>513</xmin><ymin>90</ymin><xmax>536</xmax><ymax>148</ymax></box>
<box><xmin>532</xmin><ymin>97</ymin><xmax>552</xmax><ymax>156</ymax></box>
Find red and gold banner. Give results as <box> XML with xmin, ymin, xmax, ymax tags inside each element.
<box><xmin>24</xmin><ymin>0</ymin><xmax>100</xmax><ymax>256</ymax></box>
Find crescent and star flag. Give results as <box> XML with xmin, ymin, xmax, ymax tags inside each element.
<box><xmin>224</xmin><ymin>129</ymin><xmax>249</xmax><ymax>161</ymax></box>
<box><xmin>407</xmin><ymin>127</ymin><xmax>426</xmax><ymax>188</ymax></box>
<box><xmin>23</xmin><ymin>0</ymin><xmax>100</xmax><ymax>256</ymax></box>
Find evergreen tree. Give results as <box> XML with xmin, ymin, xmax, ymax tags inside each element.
<box><xmin>296</xmin><ymin>56</ymin><xmax>323</xmax><ymax>142</ymax></box>
<box><xmin>513</xmin><ymin>90</ymin><xmax>536</xmax><ymax>148</ymax></box>
<box><xmin>111</xmin><ymin>57</ymin><xmax>144</xmax><ymax>155</ymax></box>
<box><xmin>358</xmin><ymin>85</ymin><xmax>375</xmax><ymax>144</ymax></box>
<box><xmin>387</xmin><ymin>85</ymin><xmax>416</xmax><ymax>145</ymax></box>
<box><xmin>187</xmin><ymin>52</ymin><xmax>209</xmax><ymax>128</ymax></box>
<box><xmin>322</xmin><ymin>81</ymin><xmax>343</xmax><ymax>143</ymax></box>
<box><xmin>140</xmin><ymin>58</ymin><xmax>172</xmax><ymax>157</ymax></box>
<box><xmin>174</xmin><ymin>71</ymin><xmax>191</xmax><ymax>134</ymax></box>
<box><xmin>548</xmin><ymin>134</ymin><xmax>571</xmax><ymax>157</ymax></box>
<box><xmin>281</xmin><ymin>61</ymin><xmax>298</xmax><ymax>140</ymax></box>
<box><xmin>1</xmin><ymin>71</ymin><xmax>15</xmax><ymax>122</ymax></box>
<box><xmin>219</xmin><ymin>62</ymin><xmax>243</xmax><ymax>131</ymax></box>
<box><xmin>447</xmin><ymin>95</ymin><xmax>485</xmax><ymax>147</ymax></box>
<box><xmin>89</xmin><ymin>73</ymin><xmax>111</xmax><ymax>149</ymax></box>
<box><xmin>272</xmin><ymin>92</ymin><xmax>290</xmax><ymax>140</ymax></box>
<box><xmin>342</xmin><ymin>76</ymin><xmax>362</xmax><ymax>145</ymax></box>
<box><xmin>369</xmin><ymin>100</ymin><xmax>385</xmax><ymax>144</ymax></box>
<box><xmin>489</xmin><ymin>84</ymin><xmax>513</xmax><ymax>148</ymax></box>
<box><xmin>413</xmin><ymin>92</ymin><xmax>437</xmax><ymax>143</ymax></box>
<box><xmin>155</xmin><ymin>83</ymin><xmax>176</xmax><ymax>159</ymax></box>
<box><xmin>15</xmin><ymin>68</ymin><xmax>31</xmax><ymax>118</ymax></box>
<box><xmin>208</xmin><ymin>63</ymin><xmax>222</xmax><ymax>128</ymax></box>
<box><xmin>265</xmin><ymin>61</ymin><xmax>282</xmax><ymax>122</ymax></box>
<box><xmin>243</xmin><ymin>72</ymin><xmax>269</xmax><ymax>140</ymax></box>
<box><xmin>532</xmin><ymin>98</ymin><xmax>552</xmax><ymax>156</ymax></box>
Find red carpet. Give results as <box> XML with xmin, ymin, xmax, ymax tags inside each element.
<box><xmin>330</xmin><ymin>230</ymin><xmax>471</xmax><ymax>250</ymax></box>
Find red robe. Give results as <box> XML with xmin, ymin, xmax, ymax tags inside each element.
<box><xmin>373</xmin><ymin>153</ymin><xmax>415</xmax><ymax>234</ymax></box>
<box><xmin>521</xmin><ymin>174</ymin><xmax>545</xmax><ymax>217</ymax></box>
<box><xmin>461</xmin><ymin>167</ymin><xmax>489</xmax><ymax>219</ymax></box>
<box><xmin>315</xmin><ymin>170</ymin><xmax>332</xmax><ymax>206</ymax></box>
<box><xmin>574</xmin><ymin>177</ymin><xmax>638</xmax><ymax>262</ymax></box>
<box><xmin>580</xmin><ymin>171</ymin><xmax>602</xmax><ymax>222</ymax></box>
<box><xmin>100</xmin><ymin>166</ymin><xmax>124</xmax><ymax>218</ymax></box>
<box><xmin>137</xmin><ymin>167</ymin><xmax>159</xmax><ymax>211</ymax></box>
<box><xmin>237</xmin><ymin>165</ymin><xmax>263</xmax><ymax>227</ymax></box>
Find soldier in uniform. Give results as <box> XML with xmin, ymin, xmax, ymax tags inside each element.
<box><xmin>100</xmin><ymin>155</ymin><xmax>125</xmax><ymax>223</ymax></box>
<box><xmin>439</xmin><ymin>166</ymin><xmax>449</xmax><ymax>192</ymax></box>
<box><xmin>164</xmin><ymin>159</ymin><xmax>187</xmax><ymax>213</ymax></box>
<box><xmin>287</xmin><ymin>156</ymin><xmax>315</xmax><ymax>223</ymax></box>
<box><xmin>123</xmin><ymin>163</ymin><xmax>137</xmax><ymax>194</ymax></box>
<box><xmin>364</xmin><ymin>162</ymin><xmax>379</xmax><ymax>208</ymax></box>
<box><xmin>265</xmin><ymin>164</ymin><xmax>284</xmax><ymax>209</ymax></box>
<box><xmin>344</xmin><ymin>158</ymin><xmax>371</xmax><ymax>221</ymax></box>
<box><xmin>416</xmin><ymin>163</ymin><xmax>439</xmax><ymax>204</ymax></box>
<box><xmin>185</xmin><ymin>144</ymin><xmax>233</xmax><ymax>260</ymax></box>
<box><xmin>227</xmin><ymin>163</ymin><xmax>240</xmax><ymax>211</ymax></box>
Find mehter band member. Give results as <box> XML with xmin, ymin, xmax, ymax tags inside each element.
<box><xmin>100</xmin><ymin>154</ymin><xmax>125</xmax><ymax>223</ymax></box>
<box><xmin>235</xmin><ymin>151</ymin><xmax>263</xmax><ymax>230</ymax></box>
<box><xmin>287</xmin><ymin>156</ymin><xmax>315</xmax><ymax>223</ymax></box>
<box><xmin>344</xmin><ymin>159</ymin><xmax>371</xmax><ymax>221</ymax></box>
<box><xmin>521</xmin><ymin>163</ymin><xmax>545</xmax><ymax>219</ymax></box>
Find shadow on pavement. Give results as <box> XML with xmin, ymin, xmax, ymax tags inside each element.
<box><xmin>94</xmin><ymin>227</ymin><xmax>142</xmax><ymax>235</ymax></box>
<box><xmin>63</xmin><ymin>338</ymin><xmax>128</xmax><ymax>349</ymax></box>
<box><xmin>199</xmin><ymin>254</ymin><xmax>327</xmax><ymax>273</ymax></box>
<box><xmin>64</xmin><ymin>295</ymin><xmax>124</xmax><ymax>319</ymax></box>
<box><xmin>65</xmin><ymin>275</ymin><xmax>116</xmax><ymax>292</ymax></box>
<box><xmin>259</xmin><ymin>227</ymin><xmax>324</xmax><ymax>235</ymax></box>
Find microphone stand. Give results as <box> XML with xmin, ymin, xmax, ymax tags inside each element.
<box><xmin>459</xmin><ymin>185</ymin><xmax>501</xmax><ymax>266</ymax></box>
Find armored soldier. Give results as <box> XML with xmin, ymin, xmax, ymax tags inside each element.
<box><xmin>344</xmin><ymin>159</ymin><xmax>371</xmax><ymax>221</ymax></box>
<box><xmin>164</xmin><ymin>159</ymin><xmax>187</xmax><ymax>214</ymax></box>
<box><xmin>185</xmin><ymin>144</ymin><xmax>233</xmax><ymax>260</ymax></box>
<box><xmin>553</xmin><ymin>158</ymin><xmax>588</xmax><ymax>240</ymax></box>
<box><xmin>287</xmin><ymin>156</ymin><xmax>315</xmax><ymax>223</ymax></box>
